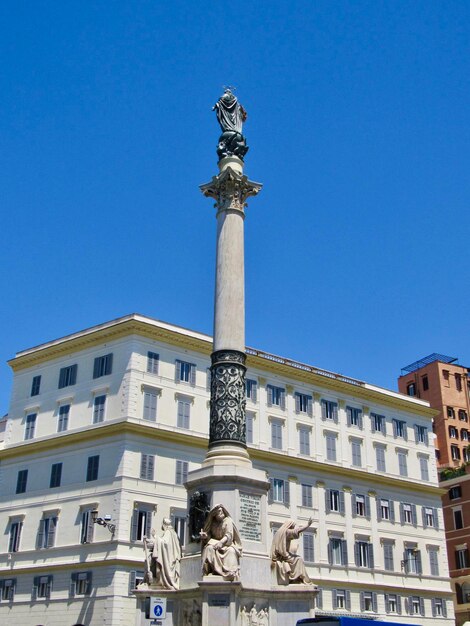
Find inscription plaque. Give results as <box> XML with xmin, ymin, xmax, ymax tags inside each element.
<box><xmin>239</xmin><ymin>492</ymin><xmax>262</xmax><ymax>541</ymax></box>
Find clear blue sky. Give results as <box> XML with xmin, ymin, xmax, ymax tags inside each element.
<box><xmin>1</xmin><ymin>1</ymin><xmax>470</xmax><ymax>413</ymax></box>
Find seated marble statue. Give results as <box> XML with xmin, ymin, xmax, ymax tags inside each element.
<box><xmin>270</xmin><ymin>517</ymin><xmax>314</xmax><ymax>585</ymax></box>
<box><xmin>199</xmin><ymin>504</ymin><xmax>242</xmax><ymax>581</ymax></box>
<box><xmin>143</xmin><ymin>518</ymin><xmax>182</xmax><ymax>590</ymax></box>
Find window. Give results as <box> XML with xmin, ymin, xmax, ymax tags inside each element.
<box><xmin>326</xmin><ymin>489</ymin><xmax>345</xmax><ymax>514</ymax></box>
<box><xmin>140</xmin><ymin>454</ymin><xmax>155</xmax><ymax>481</ymax></box>
<box><xmin>143</xmin><ymin>390</ymin><xmax>158</xmax><ymax>421</ymax></box>
<box><xmin>377</xmin><ymin>498</ymin><xmax>395</xmax><ymax>522</ymax></box>
<box><xmin>147</xmin><ymin>351</ymin><xmax>159</xmax><ymax>374</ymax></box>
<box><xmin>92</xmin><ymin>395</ymin><xmax>106</xmax><ymax>424</ymax></box>
<box><xmin>449</xmin><ymin>426</ymin><xmax>458</xmax><ymax>438</ymax></box>
<box><xmin>50</xmin><ymin>463</ymin><xmax>62</xmax><ymax>488</ymax></box>
<box><xmin>464</xmin><ymin>447</ymin><xmax>470</xmax><ymax>462</ymax></box>
<box><xmin>58</xmin><ymin>404</ymin><xmax>70</xmax><ymax>432</ymax></box>
<box><xmin>295</xmin><ymin>392</ymin><xmax>312</xmax><ymax>415</ymax></box>
<box><xmin>329</xmin><ymin>537</ymin><xmax>347</xmax><ymax>566</ymax></box>
<box><xmin>271</xmin><ymin>420</ymin><xmax>283</xmax><ymax>449</ymax></box>
<box><xmin>429</xmin><ymin>547</ymin><xmax>439</xmax><ymax>576</ymax></box>
<box><xmin>407</xmin><ymin>382</ymin><xmax>416</xmax><ymax>396</ymax></box>
<box><xmin>58</xmin><ymin>364</ymin><xmax>77</xmax><ymax>388</ymax></box>
<box><xmin>351</xmin><ymin>439</ymin><xmax>362</xmax><ymax>467</ymax></box>
<box><xmin>246</xmin><ymin>379</ymin><xmax>257</xmax><ymax>402</ymax></box>
<box><xmin>333</xmin><ymin>589</ymin><xmax>350</xmax><ymax>610</ymax></box>
<box><xmin>415</xmin><ymin>425</ymin><xmax>428</xmax><ymax>444</ymax></box>
<box><xmin>246</xmin><ymin>411</ymin><xmax>254</xmax><ymax>444</ymax></box>
<box><xmin>80</xmin><ymin>509</ymin><xmax>95</xmax><ymax>544</ymax></box>
<box><xmin>397</xmin><ymin>451</ymin><xmax>408</xmax><ymax>477</ymax></box>
<box><xmin>173</xmin><ymin>514</ymin><xmax>186</xmax><ymax>547</ymax></box>
<box><xmin>131</xmin><ymin>504</ymin><xmax>153</xmax><ymax>541</ymax></box>
<box><xmin>301</xmin><ymin>484</ymin><xmax>313</xmax><ymax>508</ymax></box>
<box><xmin>33</xmin><ymin>575</ymin><xmax>53</xmax><ymax>599</ymax></box>
<box><xmin>86</xmin><ymin>455</ymin><xmax>99</xmax><ymax>482</ymax></box>
<box><xmin>371</xmin><ymin>412</ymin><xmax>385</xmax><ymax>434</ymax></box>
<box><xmin>267</xmin><ymin>385</ymin><xmax>285</xmax><ymax>409</ymax></box>
<box><xmin>393</xmin><ymin>419</ymin><xmax>407</xmax><ymax>439</ymax></box>
<box><xmin>449</xmin><ymin>485</ymin><xmax>462</xmax><ymax>500</ymax></box>
<box><xmin>462</xmin><ymin>429</ymin><xmax>469</xmax><ymax>441</ymax></box>
<box><xmin>401</xmin><ymin>502</ymin><xmax>416</xmax><ymax>525</ymax></box>
<box><xmin>383</xmin><ymin>542</ymin><xmax>394</xmax><ymax>571</ymax></box>
<box><xmin>71</xmin><ymin>572</ymin><xmax>92</xmax><ymax>596</ymax></box>
<box><xmin>8</xmin><ymin>521</ymin><xmax>22</xmax><ymax>552</ymax></box>
<box><xmin>347</xmin><ymin>406</ymin><xmax>363</xmax><ymax>428</ymax></box>
<box><xmin>419</xmin><ymin>456</ymin><xmax>429</xmax><ymax>481</ymax></box>
<box><xmin>175</xmin><ymin>360</ymin><xmax>196</xmax><ymax>385</ymax></box>
<box><xmin>325</xmin><ymin>432</ymin><xmax>337</xmax><ymax>461</ymax></box>
<box><xmin>93</xmin><ymin>353</ymin><xmax>113</xmax><ymax>378</ymax></box>
<box><xmin>385</xmin><ymin>593</ymin><xmax>400</xmax><ymax>614</ymax></box>
<box><xmin>448</xmin><ymin>406</ymin><xmax>455</xmax><ymax>418</ymax></box>
<box><xmin>269</xmin><ymin>478</ymin><xmax>289</xmax><ymax>505</ymax></box>
<box><xmin>177</xmin><ymin>397</ymin><xmax>191</xmax><ymax>429</ymax></box>
<box><xmin>24</xmin><ymin>413</ymin><xmax>37</xmax><ymax>440</ymax></box>
<box><xmin>175</xmin><ymin>460</ymin><xmax>188</xmax><ymax>485</ymax></box>
<box><xmin>361</xmin><ymin>591</ymin><xmax>377</xmax><ymax>612</ymax></box>
<box><xmin>456</xmin><ymin>374</ymin><xmax>463</xmax><ymax>392</ymax></box>
<box><xmin>432</xmin><ymin>598</ymin><xmax>447</xmax><ymax>617</ymax></box>
<box><xmin>355</xmin><ymin>540</ymin><xmax>374</xmax><ymax>568</ymax></box>
<box><xmin>422</xmin><ymin>375</ymin><xmax>429</xmax><ymax>391</ymax></box>
<box><xmin>37</xmin><ymin>515</ymin><xmax>58</xmax><ymax>549</ymax></box>
<box><xmin>298</xmin><ymin>426</ymin><xmax>310</xmax><ymax>455</ymax></box>
<box><xmin>303</xmin><ymin>532</ymin><xmax>314</xmax><ymax>562</ymax></box>
<box><xmin>443</xmin><ymin>370</ymin><xmax>450</xmax><ymax>386</ymax></box>
<box><xmin>451</xmin><ymin>445</ymin><xmax>461</xmax><ymax>461</ymax></box>
<box><xmin>403</xmin><ymin>547</ymin><xmax>421</xmax><ymax>574</ymax></box>
<box><xmin>31</xmin><ymin>375</ymin><xmax>41</xmax><ymax>396</ymax></box>
<box><xmin>407</xmin><ymin>596</ymin><xmax>424</xmax><ymax>616</ymax></box>
<box><xmin>456</xmin><ymin>547</ymin><xmax>469</xmax><ymax>568</ymax></box>
<box><xmin>459</xmin><ymin>409</ymin><xmax>468</xmax><ymax>421</ymax></box>
<box><xmin>375</xmin><ymin>445</ymin><xmax>386</xmax><ymax>472</ymax></box>
<box><xmin>0</xmin><ymin>578</ymin><xmax>16</xmax><ymax>602</ymax></box>
<box><xmin>454</xmin><ymin>509</ymin><xmax>463</xmax><ymax>530</ymax></box>
<box><xmin>354</xmin><ymin>494</ymin><xmax>370</xmax><ymax>518</ymax></box>
<box><xmin>321</xmin><ymin>399</ymin><xmax>338</xmax><ymax>422</ymax></box>
<box><xmin>16</xmin><ymin>470</ymin><xmax>28</xmax><ymax>494</ymax></box>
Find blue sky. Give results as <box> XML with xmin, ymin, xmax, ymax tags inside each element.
<box><xmin>1</xmin><ymin>1</ymin><xmax>470</xmax><ymax>413</ymax></box>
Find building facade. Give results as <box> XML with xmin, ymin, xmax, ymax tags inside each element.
<box><xmin>399</xmin><ymin>353</ymin><xmax>470</xmax><ymax>626</ymax></box>
<box><xmin>0</xmin><ymin>315</ymin><xmax>453</xmax><ymax>625</ymax></box>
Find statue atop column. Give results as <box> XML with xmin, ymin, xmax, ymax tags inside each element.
<box><xmin>213</xmin><ymin>88</ymin><xmax>249</xmax><ymax>161</ymax></box>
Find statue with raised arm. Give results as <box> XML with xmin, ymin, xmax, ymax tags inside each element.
<box><xmin>199</xmin><ymin>504</ymin><xmax>242</xmax><ymax>581</ymax></box>
<box><xmin>213</xmin><ymin>88</ymin><xmax>249</xmax><ymax>161</ymax></box>
<box><xmin>271</xmin><ymin>517</ymin><xmax>315</xmax><ymax>585</ymax></box>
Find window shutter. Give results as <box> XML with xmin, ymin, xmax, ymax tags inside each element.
<box><xmin>333</xmin><ymin>403</ymin><xmax>338</xmax><ymax>423</ymax></box>
<box><xmin>37</xmin><ymin>519</ymin><xmax>45</xmax><ymax>549</ymax></box>
<box><xmin>339</xmin><ymin>490</ymin><xmax>345</xmax><ymax>514</ymax></box>
<box><xmin>316</xmin><ymin>589</ymin><xmax>322</xmax><ymax>609</ymax></box>
<box><xmin>325</xmin><ymin>490</ymin><xmax>331</xmax><ymax>514</ymax></box>
<box><xmin>389</xmin><ymin>501</ymin><xmax>395</xmax><ymax>523</ymax></box>
<box><xmin>432</xmin><ymin>508</ymin><xmax>439</xmax><ymax>529</ymax></box>
<box><xmin>406</xmin><ymin>597</ymin><xmax>412</xmax><ymax>615</ymax></box>
<box><xmin>430</xmin><ymin>549</ymin><xmax>439</xmax><ymax>576</ymax></box>
<box><xmin>424</xmin><ymin>428</ymin><xmax>429</xmax><ymax>445</ymax></box>
<box><xmin>385</xmin><ymin>593</ymin><xmax>390</xmax><ymax>613</ymax></box>
<box><xmin>352</xmin><ymin>494</ymin><xmax>357</xmax><ymax>517</ymax></box>
<box><xmin>416</xmin><ymin>551</ymin><xmax>422</xmax><ymax>574</ymax></box>
<box><xmin>106</xmin><ymin>354</ymin><xmax>113</xmax><ymax>375</ymax></box>
<box><xmin>176</xmin><ymin>460</ymin><xmax>182</xmax><ymax>484</ymax></box>
<box><xmin>393</xmin><ymin>420</ymin><xmax>397</xmax><ymax>438</ymax></box>
<box><xmin>372</xmin><ymin>592</ymin><xmax>377</xmax><ymax>612</ymax></box>
<box><xmin>131</xmin><ymin>508</ymin><xmax>139</xmax><ymax>541</ymax></box>
<box><xmin>267</xmin><ymin>386</ymin><xmax>273</xmax><ymax>406</ymax></box>
<box><xmin>354</xmin><ymin>542</ymin><xmax>360</xmax><ymax>566</ymax></box>
<box><xmin>145</xmin><ymin>508</ymin><xmax>152</xmax><ymax>538</ymax></box>
<box><xmin>284</xmin><ymin>480</ymin><xmax>290</xmax><ymax>506</ymax></box>
<box><xmin>87</xmin><ymin>511</ymin><xmax>95</xmax><ymax>543</ymax></box>
<box><xmin>129</xmin><ymin>571</ymin><xmax>136</xmax><ymax>595</ymax></box>
<box><xmin>332</xmin><ymin>589</ymin><xmax>337</xmax><ymax>608</ymax></box>
<box><xmin>384</xmin><ymin>543</ymin><xmax>393</xmax><ymax>571</ymax></box>
<box><xmin>190</xmin><ymin>364</ymin><xmax>196</xmax><ymax>386</ymax></box>
<box><xmin>365</xmin><ymin>495</ymin><xmax>371</xmax><ymax>519</ymax></box>
<box><xmin>46</xmin><ymin>575</ymin><xmax>52</xmax><ymax>598</ymax></box>
<box><xmin>397</xmin><ymin>595</ymin><xmax>402</xmax><ymax>614</ymax></box>
<box><xmin>341</xmin><ymin>539</ymin><xmax>348</xmax><ymax>565</ymax></box>
<box><xmin>327</xmin><ymin>541</ymin><xmax>333</xmax><ymax>565</ymax></box>
<box><xmin>421</xmin><ymin>507</ymin><xmax>427</xmax><ymax>527</ymax></box>
<box><xmin>85</xmin><ymin>571</ymin><xmax>92</xmax><ymax>596</ymax></box>
<box><xmin>175</xmin><ymin>360</ymin><xmax>181</xmax><ymax>383</ymax></box>
<box><xmin>70</xmin><ymin>364</ymin><xmax>77</xmax><ymax>385</ymax></box>
<box><xmin>403</xmin><ymin>550</ymin><xmax>409</xmax><ymax>574</ymax></box>
<box><xmin>414</xmin><ymin>425</ymin><xmax>419</xmax><ymax>444</ymax></box>
<box><xmin>403</xmin><ymin>424</ymin><xmax>408</xmax><ymax>441</ymax></box>
<box><xmin>268</xmin><ymin>478</ymin><xmax>274</xmax><ymax>504</ymax></box>
<box><xmin>147</xmin><ymin>455</ymin><xmax>155</xmax><ymax>481</ymax></box>
<box><xmin>411</xmin><ymin>504</ymin><xmax>418</xmax><ymax>526</ymax></box>
<box><xmin>345</xmin><ymin>590</ymin><xmax>351</xmax><ymax>610</ymax></box>
<box><xmin>140</xmin><ymin>454</ymin><xmax>148</xmax><ymax>479</ymax></box>
<box><xmin>32</xmin><ymin>577</ymin><xmax>39</xmax><ymax>601</ymax></box>
<box><xmin>252</xmin><ymin>382</ymin><xmax>257</xmax><ymax>403</ymax></box>
<box><xmin>70</xmin><ymin>573</ymin><xmax>77</xmax><ymax>597</ymax></box>
<box><xmin>419</xmin><ymin>597</ymin><xmax>425</xmax><ymax>616</ymax></box>
<box><xmin>358</xmin><ymin>410</ymin><xmax>363</xmax><ymax>429</ymax></box>
<box><xmin>321</xmin><ymin>400</ymin><xmax>326</xmax><ymax>419</ymax></box>
<box><xmin>93</xmin><ymin>358</ymin><xmax>100</xmax><ymax>379</ymax></box>
<box><xmin>442</xmin><ymin>599</ymin><xmax>447</xmax><ymax>617</ymax></box>
<box><xmin>431</xmin><ymin>598</ymin><xmax>436</xmax><ymax>617</ymax></box>
<box><xmin>346</xmin><ymin>407</ymin><xmax>352</xmax><ymax>426</ymax></box>
<box><xmin>8</xmin><ymin>580</ymin><xmax>15</xmax><ymax>601</ymax></box>
<box><xmin>295</xmin><ymin>394</ymin><xmax>300</xmax><ymax>413</ymax></box>
<box><xmin>368</xmin><ymin>543</ymin><xmax>374</xmax><ymax>569</ymax></box>
<box><xmin>400</xmin><ymin>502</ymin><xmax>405</xmax><ymax>524</ymax></box>
<box><xmin>371</xmin><ymin>415</ymin><xmax>376</xmax><ymax>433</ymax></box>
<box><xmin>359</xmin><ymin>592</ymin><xmax>365</xmax><ymax>612</ymax></box>
<box><xmin>47</xmin><ymin>517</ymin><xmax>57</xmax><ymax>548</ymax></box>
<box><xmin>376</xmin><ymin>498</ymin><xmax>382</xmax><ymax>521</ymax></box>
<box><xmin>307</xmin><ymin>396</ymin><xmax>313</xmax><ymax>417</ymax></box>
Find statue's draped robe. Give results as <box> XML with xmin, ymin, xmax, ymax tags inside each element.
<box><xmin>270</xmin><ymin>520</ymin><xmax>311</xmax><ymax>585</ymax></box>
<box><xmin>201</xmin><ymin>507</ymin><xmax>242</xmax><ymax>580</ymax></box>
<box><xmin>214</xmin><ymin>93</ymin><xmax>244</xmax><ymax>133</ymax></box>
<box><xmin>153</xmin><ymin>526</ymin><xmax>182</xmax><ymax>590</ymax></box>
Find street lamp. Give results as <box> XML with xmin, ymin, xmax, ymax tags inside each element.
<box><xmin>91</xmin><ymin>510</ymin><xmax>116</xmax><ymax>534</ymax></box>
